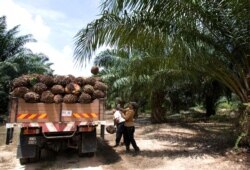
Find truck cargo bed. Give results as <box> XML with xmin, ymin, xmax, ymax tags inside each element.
<box><xmin>7</xmin><ymin>98</ymin><xmax>105</xmax><ymax>133</ymax></box>
<box><xmin>9</xmin><ymin>98</ymin><xmax>104</xmax><ymax>122</ymax></box>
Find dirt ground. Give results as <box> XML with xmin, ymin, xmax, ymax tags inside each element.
<box><xmin>0</xmin><ymin>112</ymin><xmax>249</xmax><ymax>170</ymax></box>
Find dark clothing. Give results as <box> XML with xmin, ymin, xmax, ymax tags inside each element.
<box><xmin>115</xmin><ymin>122</ymin><xmax>125</xmax><ymax>145</ymax></box>
<box><xmin>124</xmin><ymin>126</ymin><xmax>139</xmax><ymax>151</ymax></box>
<box><xmin>121</xmin><ymin>107</ymin><xmax>140</xmax><ymax>152</ymax></box>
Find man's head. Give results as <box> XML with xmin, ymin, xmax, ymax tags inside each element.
<box><xmin>128</xmin><ymin>102</ymin><xmax>138</xmax><ymax>110</ymax></box>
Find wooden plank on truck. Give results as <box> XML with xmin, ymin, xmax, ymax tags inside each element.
<box><xmin>15</xmin><ymin>99</ymin><xmax>60</xmax><ymax>123</ymax></box>
<box><xmin>99</xmin><ymin>99</ymin><xmax>105</xmax><ymax>120</ymax></box>
<box><xmin>61</xmin><ymin>99</ymin><xmax>100</xmax><ymax>122</ymax></box>
<box><xmin>9</xmin><ymin>98</ymin><xmax>18</xmax><ymax>123</ymax></box>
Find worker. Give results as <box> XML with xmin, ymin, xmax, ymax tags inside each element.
<box><xmin>113</xmin><ymin>107</ymin><xmax>125</xmax><ymax>147</ymax></box>
<box><xmin>119</xmin><ymin>102</ymin><xmax>140</xmax><ymax>153</ymax></box>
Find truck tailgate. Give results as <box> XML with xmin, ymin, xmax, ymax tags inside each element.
<box><xmin>9</xmin><ymin>98</ymin><xmax>103</xmax><ymax>123</ymax></box>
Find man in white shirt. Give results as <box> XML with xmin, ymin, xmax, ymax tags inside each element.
<box><xmin>113</xmin><ymin>108</ymin><xmax>125</xmax><ymax>147</ymax></box>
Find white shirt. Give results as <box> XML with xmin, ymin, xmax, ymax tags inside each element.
<box><xmin>113</xmin><ymin>110</ymin><xmax>125</xmax><ymax>123</ymax></box>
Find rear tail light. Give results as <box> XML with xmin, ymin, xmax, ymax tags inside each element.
<box><xmin>78</xmin><ymin>126</ymin><xmax>95</xmax><ymax>132</ymax></box>
<box><xmin>22</xmin><ymin>128</ymin><xmax>41</xmax><ymax>135</ymax></box>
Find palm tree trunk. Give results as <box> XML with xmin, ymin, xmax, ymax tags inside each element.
<box><xmin>205</xmin><ymin>95</ymin><xmax>216</xmax><ymax>117</ymax></box>
<box><xmin>150</xmin><ymin>91</ymin><xmax>166</xmax><ymax>123</ymax></box>
<box><xmin>204</xmin><ymin>80</ymin><xmax>221</xmax><ymax>117</ymax></box>
<box><xmin>234</xmin><ymin>75</ymin><xmax>250</xmax><ymax>147</ymax></box>
<box><xmin>235</xmin><ymin>103</ymin><xmax>250</xmax><ymax>147</ymax></box>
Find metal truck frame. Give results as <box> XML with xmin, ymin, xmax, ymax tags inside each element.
<box><xmin>5</xmin><ymin>97</ymin><xmax>106</xmax><ymax>165</ymax></box>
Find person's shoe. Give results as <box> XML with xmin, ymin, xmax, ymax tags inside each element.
<box><xmin>126</xmin><ymin>146</ymin><xmax>130</xmax><ymax>153</ymax></box>
<box><xmin>132</xmin><ymin>149</ymin><xmax>140</xmax><ymax>156</ymax></box>
<box><xmin>135</xmin><ymin>147</ymin><xmax>140</xmax><ymax>153</ymax></box>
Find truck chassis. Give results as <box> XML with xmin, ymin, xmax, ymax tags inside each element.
<box><xmin>6</xmin><ymin>97</ymin><xmax>106</xmax><ymax>164</ymax></box>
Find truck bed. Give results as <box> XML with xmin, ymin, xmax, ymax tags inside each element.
<box><xmin>8</xmin><ymin>98</ymin><xmax>105</xmax><ymax>132</ymax></box>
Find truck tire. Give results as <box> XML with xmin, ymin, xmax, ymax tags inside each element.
<box><xmin>19</xmin><ymin>158</ymin><xmax>29</xmax><ymax>165</ymax></box>
<box><xmin>86</xmin><ymin>152</ymin><xmax>95</xmax><ymax>157</ymax></box>
<box><xmin>29</xmin><ymin>148</ymin><xmax>41</xmax><ymax>163</ymax></box>
<box><xmin>79</xmin><ymin>152</ymin><xmax>95</xmax><ymax>157</ymax></box>
<box><xmin>78</xmin><ymin>136</ymin><xmax>84</xmax><ymax>157</ymax></box>
<box><xmin>19</xmin><ymin>147</ymin><xmax>41</xmax><ymax>164</ymax></box>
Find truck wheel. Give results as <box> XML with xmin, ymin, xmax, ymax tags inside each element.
<box><xmin>86</xmin><ymin>152</ymin><xmax>95</xmax><ymax>157</ymax></box>
<box><xmin>78</xmin><ymin>133</ymin><xmax>85</xmax><ymax>157</ymax></box>
<box><xmin>19</xmin><ymin>158</ymin><xmax>29</xmax><ymax>165</ymax></box>
<box><xmin>78</xmin><ymin>152</ymin><xmax>95</xmax><ymax>157</ymax></box>
<box><xmin>29</xmin><ymin>148</ymin><xmax>41</xmax><ymax>163</ymax></box>
<box><xmin>78</xmin><ymin>144</ymin><xmax>85</xmax><ymax>157</ymax></box>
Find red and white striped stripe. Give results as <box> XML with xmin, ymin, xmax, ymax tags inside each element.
<box><xmin>6</xmin><ymin>121</ymin><xmax>105</xmax><ymax>133</ymax></box>
<box><xmin>19</xmin><ymin>122</ymin><xmax>97</xmax><ymax>133</ymax></box>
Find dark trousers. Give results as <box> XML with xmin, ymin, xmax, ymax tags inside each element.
<box><xmin>124</xmin><ymin>126</ymin><xmax>139</xmax><ymax>151</ymax></box>
<box><xmin>116</xmin><ymin>122</ymin><xmax>125</xmax><ymax>145</ymax></box>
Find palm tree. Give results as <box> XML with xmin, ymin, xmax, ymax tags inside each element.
<box><xmin>0</xmin><ymin>16</ymin><xmax>54</xmax><ymax>115</ymax></box>
<box><xmin>94</xmin><ymin>48</ymin><xmax>201</xmax><ymax>122</ymax></box>
<box><xmin>94</xmin><ymin>49</ymin><xmax>151</xmax><ymax>104</ymax></box>
<box><xmin>0</xmin><ymin>51</ymin><xmax>54</xmax><ymax>114</ymax></box>
<box><xmin>7</xmin><ymin>51</ymin><xmax>54</xmax><ymax>75</ymax></box>
<box><xmin>74</xmin><ymin>0</ymin><xmax>250</xmax><ymax>145</ymax></box>
<box><xmin>0</xmin><ymin>16</ymin><xmax>35</xmax><ymax>61</ymax></box>
<box><xmin>74</xmin><ymin>0</ymin><xmax>249</xmax><ymax>102</ymax></box>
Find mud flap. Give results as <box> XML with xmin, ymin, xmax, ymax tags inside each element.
<box><xmin>100</xmin><ymin>124</ymin><xmax>105</xmax><ymax>140</ymax></box>
<box><xmin>17</xmin><ymin>145</ymin><xmax>37</xmax><ymax>158</ymax></box>
<box><xmin>17</xmin><ymin>135</ymin><xmax>41</xmax><ymax>160</ymax></box>
<box><xmin>6</xmin><ymin>128</ymin><xmax>14</xmax><ymax>145</ymax></box>
<box><xmin>79</xmin><ymin>129</ymin><xmax>97</xmax><ymax>155</ymax></box>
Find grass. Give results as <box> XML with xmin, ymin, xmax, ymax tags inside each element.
<box><xmin>139</xmin><ymin>105</ymin><xmax>238</xmax><ymax>124</ymax></box>
<box><xmin>164</xmin><ymin>100</ymin><xmax>240</xmax><ymax>123</ymax></box>
<box><xmin>216</xmin><ymin>96</ymin><xmax>241</xmax><ymax>110</ymax></box>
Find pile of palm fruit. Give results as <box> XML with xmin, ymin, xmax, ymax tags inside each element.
<box><xmin>10</xmin><ymin>67</ymin><xmax>107</xmax><ymax>103</ymax></box>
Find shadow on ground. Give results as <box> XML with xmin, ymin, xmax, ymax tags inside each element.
<box><xmin>96</xmin><ymin>138</ymin><xmax>122</xmax><ymax>164</ymax></box>
<box><xmin>22</xmin><ymin>138</ymin><xmax>122</xmax><ymax>170</ymax></box>
<box><xmin>136</xmin><ymin>116</ymin><xmax>249</xmax><ymax>165</ymax></box>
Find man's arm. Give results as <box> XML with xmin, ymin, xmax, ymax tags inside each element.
<box><xmin>121</xmin><ymin>110</ymin><xmax>132</xmax><ymax>121</ymax></box>
<box><xmin>113</xmin><ymin>111</ymin><xmax>119</xmax><ymax>125</ymax></box>
<box><xmin>118</xmin><ymin>107</ymin><xmax>129</xmax><ymax>113</ymax></box>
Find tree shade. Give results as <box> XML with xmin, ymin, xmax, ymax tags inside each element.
<box><xmin>74</xmin><ymin>0</ymin><xmax>250</xmax><ymax>104</ymax></box>
<box><xmin>74</xmin><ymin>1</ymin><xmax>250</xmax><ymax>145</ymax></box>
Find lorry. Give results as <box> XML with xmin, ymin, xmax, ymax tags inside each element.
<box><xmin>5</xmin><ymin>97</ymin><xmax>106</xmax><ymax>164</ymax></box>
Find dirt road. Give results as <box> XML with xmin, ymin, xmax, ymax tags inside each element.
<box><xmin>0</xmin><ymin>113</ymin><xmax>249</xmax><ymax>170</ymax></box>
